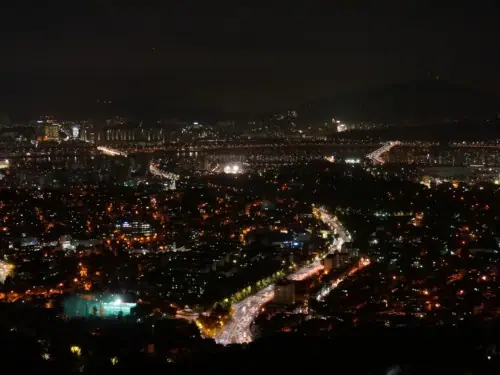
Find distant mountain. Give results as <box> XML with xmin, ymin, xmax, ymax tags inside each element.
<box><xmin>335</xmin><ymin>119</ymin><xmax>500</xmax><ymax>141</ymax></box>
<box><xmin>299</xmin><ymin>79</ymin><xmax>500</xmax><ymax>125</ymax></box>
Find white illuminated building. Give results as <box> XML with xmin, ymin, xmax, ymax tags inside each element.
<box><xmin>60</xmin><ymin>234</ymin><xmax>75</xmax><ymax>251</ymax></box>
<box><xmin>0</xmin><ymin>159</ymin><xmax>9</xmax><ymax>169</ymax></box>
<box><xmin>71</xmin><ymin>125</ymin><xmax>80</xmax><ymax>139</ymax></box>
<box><xmin>223</xmin><ymin>163</ymin><xmax>243</xmax><ymax>174</ymax></box>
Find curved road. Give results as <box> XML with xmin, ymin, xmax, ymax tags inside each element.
<box><xmin>146</xmin><ymin>159</ymin><xmax>357</xmax><ymax>345</ymax></box>
<box><xmin>215</xmin><ymin>206</ymin><xmax>349</xmax><ymax>345</ymax></box>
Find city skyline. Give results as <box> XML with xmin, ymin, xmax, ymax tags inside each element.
<box><xmin>3</xmin><ymin>3</ymin><xmax>500</xmax><ymax>373</ymax></box>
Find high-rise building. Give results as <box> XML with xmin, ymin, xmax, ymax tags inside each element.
<box><xmin>71</xmin><ymin>124</ymin><xmax>80</xmax><ymax>139</ymax></box>
<box><xmin>44</xmin><ymin>124</ymin><xmax>60</xmax><ymax>141</ymax></box>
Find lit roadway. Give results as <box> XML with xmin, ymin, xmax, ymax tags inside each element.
<box><xmin>214</xmin><ymin>206</ymin><xmax>350</xmax><ymax>345</ymax></box>
<box><xmin>96</xmin><ymin>146</ymin><xmax>128</xmax><ymax>157</ymax></box>
<box><xmin>215</xmin><ymin>285</ymin><xmax>275</xmax><ymax>345</ymax></box>
<box><xmin>0</xmin><ymin>261</ymin><xmax>14</xmax><ymax>283</ymax></box>
<box><xmin>315</xmin><ymin>257</ymin><xmax>370</xmax><ymax>301</ymax></box>
<box><xmin>149</xmin><ymin>161</ymin><xmax>180</xmax><ymax>180</ymax></box>
<box><xmin>366</xmin><ymin>141</ymin><xmax>400</xmax><ymax>164</ymax></box>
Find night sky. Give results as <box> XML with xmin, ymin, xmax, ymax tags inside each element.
<box><xmin>1</xmin><ymin>1</ymin><xmax>499</xmax><ymax>120</ymax></box>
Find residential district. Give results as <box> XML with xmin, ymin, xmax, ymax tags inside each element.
<box><xmin>2</xmin><ymin>115</ymin><xmax>500</xmax><ymax>373</ymax></box>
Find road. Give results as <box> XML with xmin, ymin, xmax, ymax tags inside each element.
<box><xmin>315</xmin><ymin>257</ymin><xmax>370</xmax><ymax>301</ymax></box>
<box><xmin>214</xmin><ymin>206</ymin><xmax>350</xmax><ymax>345</ymax></box>
<box><xmin>149</xmin><ymin>161</ymin><xmax>179</xmax><ymax>180</ymax></box>
<box><xmin>215</xmin><ymin>285</ymin><xmax>275</xmax><ymax>345</ymax></box>
<box><xmin>0</xmin><ymin>261</ymin><xmax>14</xmax><ymax>283</ymax></box>
<box><xmin>366</xmin><ymin>141</ymin><xmax>400</xmax><ymax>164</ymax></box>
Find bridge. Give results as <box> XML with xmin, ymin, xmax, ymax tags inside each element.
<box><xmin>98</xmin><ymin>142</ymin><xmax>382</xmax><ymax>154</ymax></box>
<box><xmin>96</xmin><ymin>146</ymin><xmax>128</xmax><ymax>157</ymax></box>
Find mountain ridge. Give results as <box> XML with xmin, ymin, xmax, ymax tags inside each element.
<box><xmin>297</xmin><ymin>78</ymin><xmax>500</xmax><ymax>125</ymax></box>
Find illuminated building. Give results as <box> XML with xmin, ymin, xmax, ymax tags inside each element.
<box><xmin>44</xmin><ymin>124</ymin><xmax>60</xmax><ymax>141</ymax></box>
<box><xmin>223</xmin><ymin>163</ymin><xmax>243</xmax><ymax>174</ymax></box>
<box><xmin>20</xmin><ymin>236</ymin><xmax>40</xmax><ymax>250</ymax></box>
<box><xmin>0</xmin><ymin>159</ymin><xmax>9</xmax><ymax>169</ymax></box>
<box><xmin>115</xmin><ymin>221</ymin><xmax>152</xmax><ymax>235</ymax></box>
<box><xmin>95</xmin><ymin>127</ymin><xmax>164</xmax><ymax>144</ymax></box>
<box><xmin>60</xmin><ymin>234</ymin><xmax>75</xmax><ymax>251</ymax></box>
<box><xmin>71</xmin><ymin>124</ymin><xmax>80</xmax><ymax>139</ymax></box>
<box><xmin>63</xmin><ymin>294</ymin><xmax>136</xmax><ymax>318</ymax></box>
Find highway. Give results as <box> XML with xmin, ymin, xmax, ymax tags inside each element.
<box><xmin>215</xmin><ymin>285</ymin><xmax>275</xmax><ymax>345</ymax></box>
<box><xmin>149</xmin><ymin>161</ymin><xmax>180</xmax><ymax>180</ymax></box>
<box><xmin>315</xmin><ymin>257</ymin><xmax>370</xmax><ymax>301</ymax></box>
<box><xmin>214</xmin><ymin>206</ymin><xmax>350</xmax><ymax>345</ymax></box>
<box><xmin>366</xmin><ymin>141</ymin><xmax>400</xmax><ymax>164</ymax></box>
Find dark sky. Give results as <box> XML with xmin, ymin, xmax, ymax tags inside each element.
<box><xmin>1</xmin><ymin>1</ymin><xmax>499</xmax><ymax>120</ymax></box>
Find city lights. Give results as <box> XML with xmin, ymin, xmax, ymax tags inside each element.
<box><xmin>214</xmin><ymin>206</ymin><xmax>351</xmax><ymax>345</ymax></box>
<box><xmin>0</xmin><ymin>261</ymin><xmax>14</xmax><ymax>283</ymax></box>
<box><xmin>223</xmin><ymin>163</ymin><xmax>243</xmax><ymax>174</ymax></box>
<box><xmin>366</xmin><ymin>141</ymin><xmax>400</xmax><ymax>164</ymax></box>
<box><xmin>96</xmin><ymin>146</ymin><xmax>128</xmax><ymax>157</ymax></box>
<box><xmin>0</xmin><ymin>159</ymin><xmax>9</xmax><ymax>169</ymax></box>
